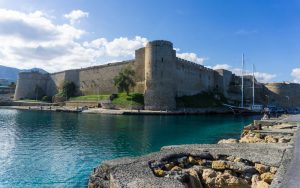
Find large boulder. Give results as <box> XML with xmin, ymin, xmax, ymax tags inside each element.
<box><xmin>264</xmin><ymin>135</ymin><xmax>278</xmax><ymax>143</ymax></box>
<box><xmin>240</xmin><ymin>135</ymin><xmax>264</xmax><ymax>143</ymax></box>
<box><xmin>202</xmin><ymin>169</ymin><xmax>217</xmax><ymax>182</ymax></box>
<box><xmin>255</xmin><ymin>163</ymin><xmax>270</xmax><ymax>174</ymax></box>
<box><xmin>255</xmin><ymin>181</ymin><xmax>269</xmax><ymax>188</ymax></box>
<box><xmin>260</xmin><ymin>172</ymin><xmax>274</xmax><ymax>184</ymax></box>
<box><xmin>212</xmin><ymin>160</ymin><xmax>227</xmax><ymax>170</ymax></box>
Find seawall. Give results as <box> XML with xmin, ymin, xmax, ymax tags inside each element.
<box><xmin>88</xmin><ymin>115</ymin><xmax>300</xmax><ymax>188</ymax></box>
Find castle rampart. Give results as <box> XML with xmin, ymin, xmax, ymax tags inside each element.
<box><xmin>14</xmin><ymin>40</ymin><xmax>300</xmax><ymax>109</ymax></box>
<box><xmin>265</xmin><ymin>82</ymin><xmax>300</xmax><ymax>107</ymax></box>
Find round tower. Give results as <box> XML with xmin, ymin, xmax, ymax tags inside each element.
<box><xmin>14</xmin><ymin>72</ymin><xmax>48</xmax><ymax>100</ymax></box>
<box><xmin>144</xmin><ymin>40</ymin><xmax>176</xmax><ymax>110</ymax></box>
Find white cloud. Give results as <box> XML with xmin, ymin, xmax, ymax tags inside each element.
<box><xmin>0</xmin><ymin>8</ymin><xmax>277</xmax><ymax>84</ymax></box>
<box><xmin>211</xmin><ymin>64</ymin><xmax>276</xmax><ymax>83</ymax></box>
<box><xmin>102</xmin><ymin>36</ymin><xmax>148</xmax><ymax>57</ymax></box>
<box><xmin>0</xmin><ymin>9</ymin><xmax>210</xmax><ymax>74</ymax></box>
<box><xmin>64</xmin><ymin>9</ymin><xmax>88</xmax><ymax>25</ymax></box>
<box><xmin>212</xmin><ymin>64</ymin><xmax>231</xmax><ymax>70</ymax></box>
<box><xmin>1</xmin><ymin>8</ymin><xmax>276</xmax><ymax>84</ymax></box>
<box><xmin>231</xmin><ymin>68</ymin><xmax>276</xmax><ymax>83</ymax></box>
<box><xmin>291</xmin><ymin>68</ymin><xmax>300</xmax><ymax>83</ymax></box>
<box><xmin>232</xmin><ymin>68</ymin><xmax>276</xmax><ymax>83</ymax></box>
<box><xmin>0</xmin><ymin>9</ymin><xmax>150</xmax><ymax>72</ymax></box>
<box><xmin>253</xmin><ymin>72</ymin><xmax>277</xmax><ymax>83</ymax></box>
<box><xmin>177</xmin><ymin>52</ymin><xmax>207</xmax><ymax>65</ymax></box>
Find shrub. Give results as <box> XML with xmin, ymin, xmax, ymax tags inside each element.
<box><xmin>41</xmin><ymin>96</ymin><xmax>51</xmax><ymax>102</ymax></box>
<box><xmin>112</xmin><ymin>93</ymin><xmax>144</xmax><ymax>109</ymax></box>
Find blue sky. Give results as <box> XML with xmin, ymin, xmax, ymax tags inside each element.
<box><xmin>0</xmin><ymin>0</ymin><xmax>299</xmax><ymax>82</ymax></box>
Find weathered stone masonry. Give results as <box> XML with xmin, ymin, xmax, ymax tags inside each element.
<box><xmin>14</xmin><ymin>40</ymin><xmax>300</xmax><ymax>110</ymax></box>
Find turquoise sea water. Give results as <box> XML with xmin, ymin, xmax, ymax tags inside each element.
<box><xmin>0</xmin><ymin>109</ymin><xmax>259</xmax><ymax>187</ymax></box>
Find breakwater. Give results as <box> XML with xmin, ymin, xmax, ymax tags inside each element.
<box><xmin>88</xmin><ymin>115</ymin><xmax>300</xmax><ymax>188</ymax></box>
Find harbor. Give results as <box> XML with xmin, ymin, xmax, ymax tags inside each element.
<box><xmin>0</xmin><ymin>108</ymin><xmax>259</xmax><ymax>187</ymax></box>
<box><xmin>0</xmin><ymin>1</ymin><xmax>299</xmax><ymax>187</ymax></box>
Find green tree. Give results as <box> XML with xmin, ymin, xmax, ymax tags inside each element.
<box><xmin>61</xmin><ymin>81</ymin><xmax>77</xmax><ymax>99</ymax></box>
<box><xmin>114</xmin><ymin>67</ymin><xmax>136</xmax><ymax>95</ymax></box>
<box><xmin>41</xmin><ymin>96</ymin><xmax>51</xmax><ymax>102</ymax></box>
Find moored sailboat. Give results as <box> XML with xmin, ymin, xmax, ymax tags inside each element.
<box><xmin>223</xmin><ymin>54</ymin><xmax>263</xmax><ymax>115</ymax></box>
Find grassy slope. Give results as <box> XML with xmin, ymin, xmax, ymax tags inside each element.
<box><xmin>69</xmin><ymin>93</ymin><xmax>144</xmax><ymax>109</ymax></box>
<box><xmin>111</xmin><ymin>93</ymin><xmax>144</xmax><ymax>109</ymax></box>
<box><xmin>70</xmin><ymin>95</ymin><xmax>110</xmax><ymax>101</ymax></box>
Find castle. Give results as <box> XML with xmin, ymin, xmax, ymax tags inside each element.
<box><xmin>14</xmin><ymin>40</ymin><xmax>300</xmax><ymax>110</ymax></box>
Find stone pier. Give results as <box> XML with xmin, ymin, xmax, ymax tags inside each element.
<box><xmin>88</xmin><ymin>115</ymin><xmax>300</xmax><ymax>188</ymax></box>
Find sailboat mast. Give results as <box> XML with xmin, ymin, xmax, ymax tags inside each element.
<box><xmin>252</xmin><ymin>64</ymin><xmax>255</xmax><ymax>106</ymax></box>
<box><xmin>241</xmin><ymin>54</ymin><xmax>244</xmax><ymax>108</ymax></box>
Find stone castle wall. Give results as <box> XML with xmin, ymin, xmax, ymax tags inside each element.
<box><xmin>47</xmin><ymin>71</ymin><xmax>71</xmax><ymax>97</ymax></box>
<box><xmin>265</xmin><ymin>83</ymin><xmax>300</xmax><ymax>107</ymax></box>
<box><xmin>15</xmin><ymin>59</ymin><xmax>145</xmax><ymax>100</ymax></box>
<box><xmin>175</xmin><ymin>58</ymin><xmax>216</xmax><ymax>97</ymax></box>
<box><xmin>78</xmin><ymin>61</ymin><xmax>134</xmax><ymax>95</ymax></box>
<box><xmin>14</xmin><ymin>40</ymin><xmax>300</xmax><ymax>110</ymax></box>
<box><xmin>214</xmin><ymin>69</ymin><xmax>233</xmax><ymax>97</ymax></box>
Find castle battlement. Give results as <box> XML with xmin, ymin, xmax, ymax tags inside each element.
<box><xmin>146</xmin><ymin>40</ymin><xmax>173</xmax><ymax>48</ymax></box>
<box><xmin>176</xmin><ymin>57</ymin><xmax>212</xmax><ymax>71</ymax></box>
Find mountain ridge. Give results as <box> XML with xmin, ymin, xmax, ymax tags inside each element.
<box><xmin>0</xmin><ymin>65</ymin><xmax>47</xmax><ymax>82</ymax></box>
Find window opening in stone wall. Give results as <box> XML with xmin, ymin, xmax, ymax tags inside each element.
<box><xmin>162</xmin><ymin>58</ymin><xmax>164</xmax><ymax>62</ymax></box>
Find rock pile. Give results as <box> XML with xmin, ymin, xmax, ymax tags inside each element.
<box><xmin>149</xmin><ymin>152</ymin><xmax>277</xmax><ymax>188</ymax></box>
<box><xmin>239</xmin><ymin>131</ymin><xmax>292</xmax><ymax>144</ymax></box>
<box><xmin>218</xmin><ymin>131</ymin><xmax>292</xmax><ymax>144</ymax></box>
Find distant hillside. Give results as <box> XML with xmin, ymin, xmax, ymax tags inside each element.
<box><xmin>0</xmin><ymin>65</ymin><xmax>47</xmax><ymax>82</ymax></box>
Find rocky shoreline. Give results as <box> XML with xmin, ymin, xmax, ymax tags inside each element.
<box><xmin>88</xmin><ymin>115</ymin><xmax>299</xmax><ymax>188</ymax></box>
